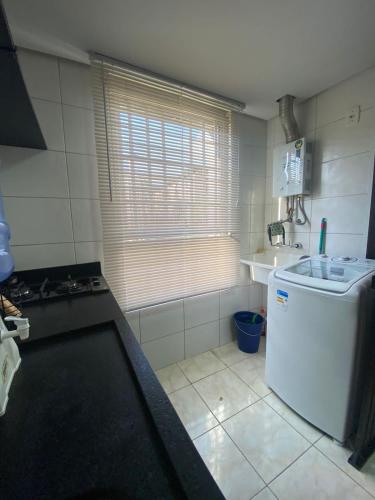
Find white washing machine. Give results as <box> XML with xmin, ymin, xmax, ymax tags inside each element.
<box><xmin>266</xmin><ymin>255</ymin><xmax>375</xmax><ymax>443</ymax></box>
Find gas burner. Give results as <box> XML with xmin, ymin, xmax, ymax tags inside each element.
<box><xmin>55</xmin><ymin>280</ymin><xmax>83</xmax><ymax>295</ymax></box>
<box><xmin>2</xmin><ymin>269</ymin><xmax>109</xmax><ymax>306</ymax></box>
<box><xmin>10</xmin><ymin>284</ymin><xmax>34</xmax><ymax>301</ymax></box>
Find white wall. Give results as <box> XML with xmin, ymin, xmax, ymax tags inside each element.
<box><xmin>266</xmin><ymin>66</ymin><xmax>375</xmax><ymax>257</ymax></box>
<box><xmin>0</xmin><ymin>49</ymin><xmax>103</xmax><ymax>270</ymax></box>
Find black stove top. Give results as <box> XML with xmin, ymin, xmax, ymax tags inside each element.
<box><xmin>1</xmin><ymin>262</ymin><xmax>109</xmax><ymax>307</ymax></box>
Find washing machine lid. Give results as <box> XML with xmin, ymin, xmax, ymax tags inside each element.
<box><xmin>275</xmin><ymin>256</ymin><xmax>375</xmax><ymax>293</ymax></box>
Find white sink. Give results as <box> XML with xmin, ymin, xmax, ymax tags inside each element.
<box><xmin>241</xmin><ymin>250</ymin><xmax>305</xmax><ymax>285</ymax></box>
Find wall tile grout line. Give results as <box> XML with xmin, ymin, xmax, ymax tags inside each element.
<box><xmin>266</xmin><ymin>443</ymin><xmax>314</xmax><ymax>489</ymax></box>
<box><xmin>0</xmin><ymin>147</ymin><xmax>97</xmax><ymax>157</ymax></box>
<box><xmin>57</xmin><ymin>57</ymin><xmax>77</xmax><ymax>264</ymax></box>
<box><xmin>261</xmin><ymin>395</ymin><xmax>317</xmax><ymax>445</ymax></box>
<box><xmin>182</xmin><ymin>299</ymin><xmax>186</xmax><ymax>360</ymax></box>
<box><xmin>313</xmin><ymin>103</ymin><xmax>375</xmax><ymax>131</ymax></box>
<box><xmin>31</xmin><ymin>95</ymin><xmax>94</xmax><ymax>113</ymax></box>
<box><xmin>219</xmin><ymin>423</ymin><xmax>267</xmax><ymax>491</ymax></box>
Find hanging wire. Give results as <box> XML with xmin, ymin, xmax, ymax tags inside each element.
<box><xmin>295</xmin><ymin>196</ymin><xmax>308</xmax><ymax>225</ymax></box>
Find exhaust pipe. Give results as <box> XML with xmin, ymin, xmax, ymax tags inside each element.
<box><xmin>277</xmin><ymin>95</ymin><xmax>300</xmax><ymax>143</ymax></box>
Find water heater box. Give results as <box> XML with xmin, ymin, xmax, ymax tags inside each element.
<box><xmin>272</xmin><ymin>138</ymin><xmax>312</xmax><ymax>197</ymax></box>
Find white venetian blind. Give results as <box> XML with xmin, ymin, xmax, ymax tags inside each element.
<box><xmin>92</xmin><ymin>56</ymin><xmax>241</xmax><ymax>311</ymax></box>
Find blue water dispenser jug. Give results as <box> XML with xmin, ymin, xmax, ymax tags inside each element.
<box><xmin>0</xmin><ymin>194</ymin><xmax>14</xmax><ymax>282</ymax></box>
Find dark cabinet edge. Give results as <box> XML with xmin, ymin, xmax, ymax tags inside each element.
<box><xmin>0</xmin><ymin>0</ymin><xmax>14</xmax><ymax>49</ymax></box>
<box><xmin>0</xmin><ymin>1</ymin><xmax>47</xmax><ymax>150</ymax></box>
<box><xmin>115</xmin><ymin>317</ymin><xmax>225</xmax><ymax>500</ymax></box>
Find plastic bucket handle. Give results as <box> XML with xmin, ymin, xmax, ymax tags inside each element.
<box><xmin>234</xmin><ymin>319</ymin><xmax>263</xmax><ymax>337</ymax></box>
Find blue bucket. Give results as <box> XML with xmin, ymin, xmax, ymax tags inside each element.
<box><xmin>233</xmin><ymin>311</ymin><xmax>264</xmax><ymax>353</ymax></box>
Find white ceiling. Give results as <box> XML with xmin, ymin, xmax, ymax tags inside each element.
<box><xmin>4</xmin><ymin>0</ymin><xmax>375</xmax><ymax>119</ymax></box>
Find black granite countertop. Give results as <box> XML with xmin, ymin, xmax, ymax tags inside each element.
<box><xmin>0</xmin><ymin>283</ymin><xmax>224</xmax><ymax>499</ymax></box>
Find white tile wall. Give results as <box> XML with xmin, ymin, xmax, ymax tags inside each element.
<box><xmin>184</xmin><ymin>292</ymin><xmax>220</xmax><ymax>329</ymax></box>
<box><xmin>62</xmin><ymin>105</ymin><xmax>96</xmax><ymax>155</ymax></box>
<box><xmin>0</xmin><ymin>49</ymin><xmax>103</xmax><ymax>271</ymax></box>
<box><xmin>309</xmin><ymin>233</ymin><xmax>367</xmax><ymax>259</ymax></box>
<box><xmin>75</xmin><ymin>241</ymin><xmax>104</xmax><ymax>264</ymax></box>
<box><xmin>11</xmin><ymin>243</ymin><xmax>76</xmax><ymax>271</ymax></box>
<box><xmin>310</xmin><ymin>195</ymin><xmax>370</xmax><ymax>235</ymax></box>
<box><xmin>66</xmin><ymin>153</ymin><xmax>99</xmax><ymax>199</ymax></box>
<box><xmin>141</xmin><ymin>331</ymin><xmax>185</xmax><ymax>370</ymax></box>
<box><xmin>140</xmin><ymin>300</ymin><xmax>184</xmax><ymax>343</ymax></box>
<box><xmin>240</xmin><ymin>175</ymin><xmax>266</xmax><ymax>205</ymax></box>
<box><xmin>315</xmin><ymin>107</ymin><xmax>375</xmax><ymax>165</ymax></box>
<box><xmin>0</xmin><ymin>147</ymin><xmax>68</xmax><ymax>198</ymax></box>
<box><xmin>316</xmin><ymin>66</ymin><xmax>375</xmax><ymax>127</ymax></box>
<box><xmin>32</xmin><ymin>99</ymin><xmax>65</xmax><ymax>151</ymax></box>
<box><xmin>250</xmin><ymin>204</ymin><xmax>265</xmax><ymax>233</ymax></box>
<box><xmin>266</xmin><ymin>65</ymin><xmax>375</xmax><ymax>258</ymax></box>
<box><xmin>248</xmin><ymin>233</ymin><xmax>264</xmax><ymax>255</ymax></box>
<box><xmin>139</xmin><ymin>283</ymin><xmax>266</xmax><ymax>369</ymax></box>
<box><xmin>313</xmin><ymin>152</ymin><xmax>373</xmax><ymax>199</ymax></box>
<box><xmin>4</xmin><ymin>197</ymin><xmax>73</xmax><ymax>245</ymax></box>
<box><xmin>71</xmin><ymin>199</ymin><xmax>103</xmax><ymax>242</ymax></box>
<box><xmin>17</xmin><ymin>49</ymin><xmax>61</xmax><ymax>102</ymax></box>
<box><xmin>220</xmin><ymin>286</ymin><xmax>249</xmax><ymax>318</ymax></box>
<box><xmin>124</xmin><ymin>310</ymin><xmax>141</xmax><ymax>342</ymax></box>
<box><xmin>249</xmin><ymin>283</ymin><xmax>263</xmax><ymax>310</ymax></box>
<box><xmin>235</xmin><ymin>112</ymin><xmax>267</xmax><ymax>258</ymax></box>
<box><xmin>59</xmin><ymin>60</ymin><xmax>93</xmax><ymax>109</ymax></box>
<box><xmin>219</xmin><ymin>316</ymin><xmax>236</xmax><ymax>345</ymax></box>
<box><xmin>235</xmin><ymin>114</ymin><xmax>267</xmax><ymax>147</ymax></box>
<box><xmin>239</xmin><ymin>144</ymin><xmax>266</xmax><ymax>177</ymax></box>
<box><xmin>185</xmin><ymin>321</ymin><xmax>220</xmax><ymax>358</ymax></box>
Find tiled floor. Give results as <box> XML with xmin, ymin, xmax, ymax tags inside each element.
<box><xmin>156</xmin><ymin>339</ymin><xmax>375</xmax><ymax>500</ymax></box>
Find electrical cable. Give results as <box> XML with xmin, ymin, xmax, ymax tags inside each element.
<box><xmin>295</xmin><ymin>196</ymin><xmax>308</xmax><ymax>225</ymax></box>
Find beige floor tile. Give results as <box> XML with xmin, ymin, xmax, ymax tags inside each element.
<box><xmin>252</xmin><ymin>487</ymin><xmax>277</xmax><ymax>500</ymax></box>
<box><xmin>178</xmin><ymin>351</ymin><xmax>226</xmax><ymax>383</ymax></box>
<box><xmin>264</xmin><ymin>392</ymin><xmax>323</xmax><ymax>443</ymax></box>
<box><xmin>194</xmin><ymin>426</ymin><xmax>265</xmax><ymax>500</ymax></box>
<box><xmin>213</xmin><ymin>341</ymin><xmax>250</xmax><ymax>366</ymax></box>
<box><xmin>156</xmin><ymin>363</ymin><xmax>190</xmax><ymax>394</ymax></box>
<box><xmin>194</xmin><ymin>368</ymin><xmax>260</xmax><ymax>422</ymax></box>
<box><xmin>316</xmin><ymin>435</ymin><xmax>375</xmax><ymax>497</ymax></box>
<box><xmin>169</xmin><ymin>385</ymin><xmax>218</xmax><ymax>439</ymax></box>
<box><xmin>230</xmin><ymin>355</ymin><xmax>271</xmax><ymax>398</ymax></box>
<box><xmin>222</xmin><ymin>400</ymin><xmax>310</xmax><ymax>483</ymax></box>
<box><xmin>269</xmin><ymin>446</ymin><xmax>372</xmax><ymax>500</ymax></box>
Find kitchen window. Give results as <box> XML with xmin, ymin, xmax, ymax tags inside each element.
<box><xmin>92</xmin><ymin>56</ymin><xmax>241</xmax><ymax>311</ymax></box>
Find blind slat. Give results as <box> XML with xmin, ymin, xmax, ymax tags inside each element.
<box><xmin>92</xmin><ymin>58</ymin><xmax>240</xmax><ymax>311</ymax></box>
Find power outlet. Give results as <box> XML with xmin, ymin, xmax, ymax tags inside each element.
<box><xmin>346</xmin><ymin>105</ymin><xmax>361</xmax><ymax>127</ymax></box>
